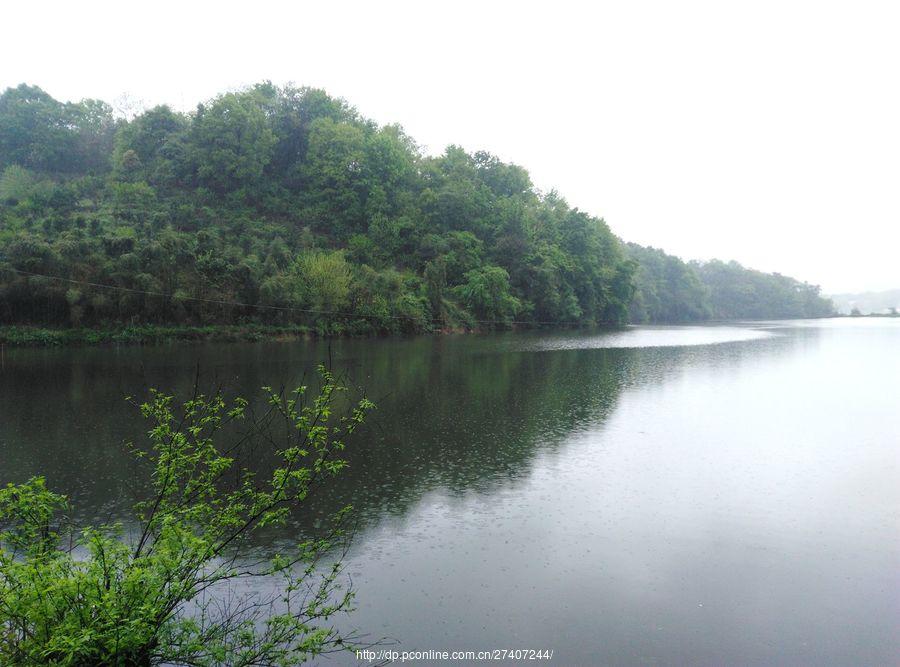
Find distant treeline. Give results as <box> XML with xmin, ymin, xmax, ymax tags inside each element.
<box><xmin>626</xmin><ymin>244</ymin><xmax>834</xmax><ymax>322</ymax></box>
<box><xmin>0</xmin><ymin>83</ymin><xmax>833</xmax><ymax>333</ymax></box>
<box><xmin>829</xmin><ymin>289</ymin><xmax>900</xmax><ymax>315</ymax></box>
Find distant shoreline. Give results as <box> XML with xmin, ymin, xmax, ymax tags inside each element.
<box><xmin>0</xmin><ymin>323</ymin><xmax>515</xmax><ymax>348</ymax></box>
<box><xmin>829</xmin><ymin>313</ymin><xmax>900</xmax><ymax>319</ymax></box>
<box><xmin>3</xmin><ymin>316</ymin><xmax>890</xmax><ymax>349</ymax></box>
<box><xmin>0</xmin><ymin>324</ymin><xmax>316</xmax><ymax>348</ymax></box>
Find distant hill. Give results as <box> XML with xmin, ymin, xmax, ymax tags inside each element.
<box><xmin>625</xmin><ymin>244</ymin><xmax>833</xmax><ymax>323</ymax></box>
<box><xmin>828</xmin><ymin>289</ymin><xmax>900</xmax><ymax>315</ymax></box>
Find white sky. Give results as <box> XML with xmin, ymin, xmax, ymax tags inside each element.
<box><xmin>3</xmin><ymin>0</ymin><xmax>898</xmax><ymax>293</ymax></box>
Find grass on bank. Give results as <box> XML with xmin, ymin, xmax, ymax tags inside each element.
<box><xmin>0</xmin><ymin>324</ymin><xmax>316</xmax><ymax>347</ymax></box>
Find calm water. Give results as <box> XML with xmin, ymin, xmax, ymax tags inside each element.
<box><xmin>1</xmin><ymin>319</ymin><xmax>898</xmax><ymax>665</ymax></box>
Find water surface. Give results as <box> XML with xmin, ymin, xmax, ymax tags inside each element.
<box><xmin>1</xmin><ymin>319</ymin><xmax>897</xmax><ymax>665</ymax></box>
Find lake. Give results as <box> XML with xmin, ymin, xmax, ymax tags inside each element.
<box><xmin>1</xmin><ymin>318</ymin><xmax>898</xmax><ymax>665</ymax></box>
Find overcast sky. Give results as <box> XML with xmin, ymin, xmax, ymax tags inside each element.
<box><xmin>3</xmin><ymin>0</ymin><xmax>898</xmax><ymax>293</ymax></box>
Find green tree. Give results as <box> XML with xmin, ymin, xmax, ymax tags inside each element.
<box><xmin>187</xmin><ymin>92</ymin><xmax>276</xmax><ymax>194</ymax></box>
<box><xmin>453</xmin><ymin>265</ymin><xmax>521</xmax><ymax>325</ymax></box>
<box><xmin>296</xmin><ymin>250</ymin><xmax>353</xmax><ymax>314</ymax></box>
<box><xmin>0</xmin><ymin>165</ymin><xmax>36</xmax><ymax>205</ymax></box>
<box><xmin>0</xmin><ymin>367</ymin><xmax>374</xmax><ymax>665</ymax></box>
<box><xmin>0</xmin><ymin>85</ymin><xmax>115</xmax><ymax>174</ymax></box>
<box><xmin>113</xmin><ymin>105</ymin><xmax>188</xmax><ymax>186</ymax></box>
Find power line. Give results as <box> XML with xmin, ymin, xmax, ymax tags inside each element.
<box><xmin>4</xmin><ymin>267</ymin><xmax>583</xmax><ymax>327</ymax></box>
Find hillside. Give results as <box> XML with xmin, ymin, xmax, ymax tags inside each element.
<box><xmin>0</xmin><ymin>83</ymin><xmax>833</xmax><ymax>335</ymax></box>
<box><xmin>626</xmin><ymin>244</ymin><xmax>833</xmax><ymax>322</ymax></box>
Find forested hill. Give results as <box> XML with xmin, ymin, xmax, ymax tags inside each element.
<box><xmin>626</xmin><ymin>244</ymin><xmax>834</xmax><ymax>323</ymax></box>
<box><xmin>0</xmin><ymin>83</ymin><xmax>833</xmax><ymax>334</ymax></box>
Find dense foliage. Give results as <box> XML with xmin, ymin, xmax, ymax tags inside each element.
<box><xmin>0</xmin><ymin>83</ymin><xmax>832</xmax><ymax>333</ymax></box>
<box><xmin>0</xmin><ymin>83</ymin><xmax>633</xmax><ymax>333</ymax></box>
<box><xmin>0</xmin><ymin>366</ymin><xmax>373</xmax><ymax>665</ymax></box>
<box><xmin>626</xmin><ymin>244</ymin><xmax>833</xmax><ymax>322</ymax></box>
<box><xmin>625</xmin><ymin>244</ymin><xmax>711</xmax><ymax>323</ymax></box>
<box><xmin>693</xmin><ymin>259</ymin><xmax>834</xmax><ymax>320</ymax></box>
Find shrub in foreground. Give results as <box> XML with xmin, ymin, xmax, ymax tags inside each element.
<box><xmin>0</xmin><ymin>366</ymin><xmax>373</xmax><ymax>666</ymax></box>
